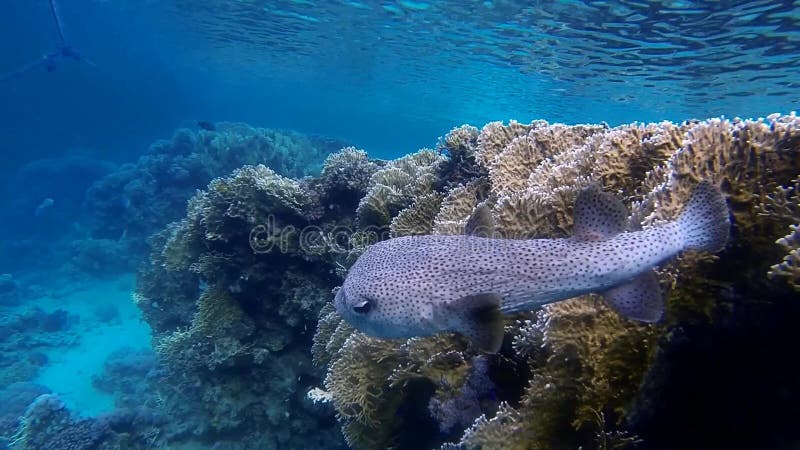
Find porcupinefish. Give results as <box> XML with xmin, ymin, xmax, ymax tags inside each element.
<box><xmin>335</xmin><ymin>182</ymin><xmax>730</xmax><ymax>353</ymax></box>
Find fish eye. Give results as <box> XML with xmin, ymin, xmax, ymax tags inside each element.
<box><xmin>352</xmin><ymin>300</ymin><xmax>372</xmax><ymax>314</ymax></box>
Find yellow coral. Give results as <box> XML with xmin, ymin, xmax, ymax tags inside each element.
<box><xmin>316</xmin><ymin>306</ymin><xmax>474</xmax><ymax>450</ymax></box>
<box><xmin>475</xmin><ymin>120</ymin><xmax>538</xmax><ymax>168</ymax></box>
<box><xmin>432</xmin><ymin>180</ymin><xmax>486</xmax><ymax>235</ymax></box>
<box><xmin>763</xmin><ymin>177</ymin><xmax>800</xmax><ymax>290</ymax></box>
<box><xmin>318</xmin><ymin>114</ymin><xmax>800</xmax><ymax>450</ymax></box>
<box><xmin>356</xmin><ymin>149</ymin><xmax>446</xmax><ymax>230</ymax></box>
<box><xmin>389</xmin><ymin>193</ymin><xmax>443</xmax><ymax>237</ymax></box>
<box><xmin>324</xmin><ymin>332</ymin><xmax>405</xmax><ymax>448</ymax></box>
<box><xmin>452</xmin><ymin>297</ymin><xmax>654</xmax><ymax>450</ymax></box>
<box><xmin>488</xmin><ymin>123</ymin><xmax>605</xmax><ymax>197</ymax></box>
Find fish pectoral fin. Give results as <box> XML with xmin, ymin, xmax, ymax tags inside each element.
<box><xmin>464</xmin><ymin>202</ymin><xmax>495</xmax><ymax>238</ymax></box>
<box><xmin>573</xmin><ymin>185</ymin><xmax>629</xmax><ymax>241</ymax></box>
<box><xmin>450</xmin><ymin>293</ymin><xmax>505</xmax><ymax>353</ymax></box>
<box><xmin>604</xmin><ymin>270</ymin><xmax>664</xmax><ymax>322</ymax></box>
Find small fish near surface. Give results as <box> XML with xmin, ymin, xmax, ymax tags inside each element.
<box><xmin>335</xmin><ymin>182</ymin><xmax>730</xmax><ymax>353</ymax></box>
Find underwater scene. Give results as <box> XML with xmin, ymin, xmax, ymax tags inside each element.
<box><xmin>1</xmin><ymin>1</ymin><xmax>799</xmax><ymax>449</ymax></box>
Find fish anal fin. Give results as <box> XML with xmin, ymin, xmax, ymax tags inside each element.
<box><xmin>448</xmin><ymin>293</ymin><xmax>505</xmax><ymax>353</ymax></box>
<box><xmin>604</xmin><ymin>270</ymin><xmax>664</xmax><ymax>322</ymax></box>
<box><xmin>465</xmin><ymin>203</ymin><xmax>495</xmax><ymax>238</ymax></box>
<box><xmin>573</xmin><ymin>185</ymin><xmax>629</xmax><ymax>241</ymax></box>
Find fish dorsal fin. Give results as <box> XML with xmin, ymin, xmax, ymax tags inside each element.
<box><xmin>604</xmin><ymin>270</ymin><xmax>664</xmax><ymax>322</ymax></box>
<box><xmin>465</xmin><ymin>202</ymin><xmax>495</xmax><ymax>238</ymax></box>
<box><xmin>573</xmin><ymin>185</ymin><xmax>629</xmax><ymax>241</ymax></box>
<box><xmin>445</xmin><ymin>293</ymin><xmax>505</xmax><ymax>353</ymax></box>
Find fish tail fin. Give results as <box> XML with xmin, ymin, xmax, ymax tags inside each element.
<box><xmin>676</xmin><ymin>181</ymin><xmax>730</xmax><ymax>253</ymax></box>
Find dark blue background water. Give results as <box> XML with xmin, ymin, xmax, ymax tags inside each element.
<box><xmin>0</xmin><ymin>0</ymin><xmax>446</xmax><ymax>187</ymax></box>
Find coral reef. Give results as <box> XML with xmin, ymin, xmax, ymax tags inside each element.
<box><xmin>0</xmin><ymin>307</ymin><xmax>79</xmax><ymax>387</ymax></box>
<box><xmin>317</xmin><ymin>325</ymin><xmax>477</xmax><ymax>449</ymax></box>
<box><xmin>133</xmin><ymin>149</ymin><xmax>376</xmax><ymax>448</ymax></box>
<box><xmin>10</xmin><ymin>395</ymin><xmax>111</xmax><ymax>450</ymax></box>
<box><xmin>83</xmin><ymin>123</ymin><xmax>345</xmax><ymax>268</ymax></box>
<box><xmin>356</xmin><ymin>149</ymin><xmax>446</xmax><ymax>231</ymax></box>
<box><xmin>9</xmin><ymin>394</ymin><xmax>165</xmax><ymax>450</ymax></box>
<box><xmin>132</xmin><ymin>114</ymin><xmax>800</xmax><ymax>450</ymax></box>
<box><xmin>309</xmin><ymin>114</ymin><xmax>800</xmax><ymax>450</ymax></box>
<box><xmin>92</xmin><ymin>348</ymin><xmax>158</xmax><ymax>409</ymax></box>
<box><xmin>132</xmin><ymin>136</ymin><xmax>480</xmax><ymax>448</ymax></box>
<box><xmin>0</xmin><ymin>382</ymin><xmax>50</xmax><ymax>440</ymax></box>
<box><xmin>762</xmin><ymin>177</ymin><xmax>800</xmax><ymax>290</ymax></box>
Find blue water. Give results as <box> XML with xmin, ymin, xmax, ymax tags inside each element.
<box><xmin>0</xmin><ymin>1</ymin><xmax>798</xmax><ymax>449</ymax></box>
<box><xmin>2</xmin><ymin>1</ymin><xmax>798</xmax><ymax>181</ymax></box>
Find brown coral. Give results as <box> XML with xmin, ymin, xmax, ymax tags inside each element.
<box><xmin>315</xmin><ymin>311</ymin><xmax>474</xmax><ymax>450</ymax></box>
<box><xmin>390</xmin><ymin>193</ymin><xmax>444</xmax><ymax>237</ymax></box>
<box><xmin>311</xmin><ymin>114</ymin><xmax>800</xmax><ymax>450</ymax></box>
<box><xmin>450</xmin><ymin>297</ymin><xmax>655</xmax><ymax>450</ymax></box>
<box><xmin>763</xmin><ymin>177</ymin><xmax>800</xmax><ymax>290</ymax></box>
<box><xmin>474</xmin><ymin>120</ymin><xmax>538</xmax><ymax>168</ymax></box>
<box><xmin>431</xmin><ymin>180</ymin><xmax>488</xmax><ymax>236</ymax></box>
<box><xmin>356</xmin><ymin>149</ymin><xmax>446</xmax><ymax>230</ymax></box>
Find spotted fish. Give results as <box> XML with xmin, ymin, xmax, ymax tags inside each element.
<box><xmin>335</xmin><ymin>182</ymin><xmax>730</xmax><ymax>353</ymax></box>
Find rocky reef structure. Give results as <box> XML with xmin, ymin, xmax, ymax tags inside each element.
<box><xmin>112</xmin><ymin>114</ymin><xmax>800</xmax><ymax>450</ymax></box>
<box><xmin>83</xmin><ymin>123</ymin><xmax>346</xmax><ymax>269</ymax></box>
<box><xmin>8</xmin><ymin>394</ymin><xmax>165</xmax><ymax>450</ymax></box>
<box><xmin>131</xmin><ymin>148</ymin><xmax>389</xmax><ymax>449</ymax></box>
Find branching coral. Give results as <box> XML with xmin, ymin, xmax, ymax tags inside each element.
<box><xmin>10</xmin><ymin>394</ymin><xmax>110</xmax><ymax>450</ymax></box>
<box><xmin>482</xmin><ymin>121</ymin><xmax>684</xmax><ymax>239</ymax></box>
<box><xmin>436</xmin><ymin>125</ymin><xmax>487</xmax><ymax>188</ymax></box>
<box><xmin>439</xmin><ymin>124</ymin><xmax>479</xmax><ymax>160</ymax></box>
<box><xmin>763</xmin><ymin>178</ymin><xmax>800</xmax><ymax>290</ymax></box>
<box><xmin>84</xmin><ymin>123</ymin><xmax>342</xmax><ymax>262</ymax></box>
<box><xmin>448</xmin><ymin>297</ymin><xmax>655</xmax><ymax>450</ymax></box>
<box><xmin>487</xmin><ymin>123</ymin><xmax>606</xmax><ymax>197</ymax></box>
<box><xmin>437</xmin><ymin>115</ymin><xmax>800</xmax><ymax>449</ymax></box>
<box><xmin>474</xmin><ymin>120</ymin><xmax>538</xmax><ymax>168</ymax></box>
<box><xmin>313</xmin><ymin>306</ymin><xmax>478</xmax><ymax>450</ymax></box>
<box><xmin>134</xmin><ymin>113</ymin><xmax>800</xmax><ymax>450</ymax></box>
<box><xmin>135</xmin><ymin>161</ymin><xmax>349</xmax><ymax>448</ymax></box>
<box><xmin>431</xmin><ymin>182</ymin><xmax>484</xmax><ymax>236</ymax></box>
<box><xmin>356</xmin><ymin>149</ymin><xmax>446</xmax><ymax>230</ymax></box>
<box><xmin>10</xmin><ymin>394</ymin><xmax>167</xmax><ymax>450</ymax></box>
<box><xmin>390</xmin><ymin>193</ymin><xmax>444</xmax><ymax>237</ymax></box>
<box><xmin>317</xmin><ymin>147</ymin><xmax>382</xmax><ymax>218</ymax></box>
